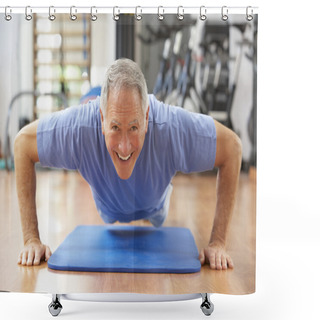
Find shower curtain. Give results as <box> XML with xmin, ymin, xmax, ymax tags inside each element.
<box><xmin>0</xmin><ymin>5</ymin><xmax>257</xmax><ymax>313</ymax></box>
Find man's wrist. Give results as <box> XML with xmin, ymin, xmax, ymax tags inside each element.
<box><xmin>24</xmin><ymin>237</ymin><xmax>41</xmax><ymax>246</ymax></box>
<box><xmin>209</xmin><ymin>232</ymin><xmax>226</xmax><ymax>247</ymax></box>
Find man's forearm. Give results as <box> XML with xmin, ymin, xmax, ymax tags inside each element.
<box><xmin>14</xmin><ymin>130</ymin><xmax>40</xmax><ymax>245</ymax></box>
<box><xmin>210</xmin><ymin>137</ymin><xmax>242</xmax><ymax>246</ymax></box>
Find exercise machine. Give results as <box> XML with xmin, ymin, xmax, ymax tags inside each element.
<box><xmin>3</xmin><ymin>91</ymin><xmax>68</xmax><ymax>171</ymax></box>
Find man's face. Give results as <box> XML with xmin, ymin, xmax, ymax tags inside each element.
<box><xmin>100</xmin><ymin>88</ymin><xmax>149</xmax><ymax>180</ymax></box>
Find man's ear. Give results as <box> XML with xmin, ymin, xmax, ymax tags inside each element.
<box><xmin>145</xmin><ymin>105</ymin><xmax>150</xmax><ymax>134</ymax></box>
<box><xmin>100</xmin><ymin>108</ymin><xmax>105</xmax><ymax>135</ymax></box>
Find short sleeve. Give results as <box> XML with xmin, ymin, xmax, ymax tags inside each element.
<box><xmin>169</xmin><ymin>107</ymin><xmax>217</xmax><ymax>173</ymax></box>
<box><xmin>37</xmin><ymin>107</ymin><xmax>80</xmax><ymax>170</ymax></box>
<box><xmin>37</xmin><ymin>98</ymin><xmax>100</xmax><ymax>170</ymax></box>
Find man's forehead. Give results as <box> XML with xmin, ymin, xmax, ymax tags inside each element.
<box><xmin>107</xmin><ymin>87</ymin><xmax>141</xmax><ymax>104</ymax></box>
<box><xmin>110</xmin><ymin>119</ymin><xmax>139</xmax><ymax>126</ymax></box>
<box><xmin>106</xmin><ymin>102</ymin><xmax>144</xmax><ymax>120</ymax></box>
<box><xmin>105</xmin><ymin>88</ymin><xmax>145</xmax><ymax>124</ymax></box>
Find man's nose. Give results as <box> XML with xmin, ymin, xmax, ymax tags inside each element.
<box><xmin>118</xmin><ymin>133</ymin><xmax>131</xmax><ymax>154</ymax></box>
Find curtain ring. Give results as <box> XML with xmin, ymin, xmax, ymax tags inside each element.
<box><xmin>70</xmin><ymin>6</ymin><xmax>77</xmax><ymax>21</ymax></box>
<box><xmin>221</xmin><ymin>6</ymin><xmax>228</xmax><ymax>21</ymax></box>
<box><xmin>25</xmin><ymin>6</ymin><xmax>32</xmax><ymax>21</ymax></box>
<box><xmin>135</xmin><ymin>6</ymin><xmax>142</xmax><ymax>21</ymax></box>
<box><xmin>113</xmin><ymin>6</ymin><xmax>120</xmax><ymax>21</ymax></box>
<box><xmin>5</xmin><ymin>6</ymin><xmax>12</xmax><ymax>21</ymax></box>
<box><xmin>177</xmin><ymin>6</ymin><xmax>184</xmax><ymax>21</ymax></box>
<box><xmin>200</xmin><ymin>6</ymin><xmax>207</xmax><ymax>21</ymax></box>
<box><xmin>49</xmin><ymin>6</ymin><xmax>56</xmax><ymax>21</ymax></box>
<box><xmin>91</xmin><ymin>6</ymin><xmax>97</xmax><ymax>21</ymax></box>
<box><xmin>246</xmin><ymin>6</ymin><xmax>254</xmax><ymax>21</ymax></box>
<box><xmin>158</xmin><ymin>6</ymin><xmax>164</xmax><ymax>21</ymax></box>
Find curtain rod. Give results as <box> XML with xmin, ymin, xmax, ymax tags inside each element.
<box><xmin>0</xmin><ymin>6</ymin><xmax>258</xmax><ymax>21</ymax></box>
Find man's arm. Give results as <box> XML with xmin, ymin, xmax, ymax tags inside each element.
<box><xmin>199</xmin><ymin>120</ymin><xmax>242</xmax><ymax>270</ymax></box>
<box><xmin>14</xmin><ymin>120</ymin><xmax>51</xmax><ymax>266</ymax></box>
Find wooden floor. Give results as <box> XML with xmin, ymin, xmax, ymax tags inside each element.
<box><xmin>0</xmin><ymin>169</ymin><xmax>256</xmax><ymax>295</ymax></box>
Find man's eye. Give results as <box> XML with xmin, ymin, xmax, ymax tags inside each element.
<box><xmin>112</xmin><ymin>126</ymin><xmax>119</xmax><ymax>131</ymax></box>
<box><xmin>130</xmin><ymin>126</ymin><xmax>138</xmax><ymax>131</ymax></box>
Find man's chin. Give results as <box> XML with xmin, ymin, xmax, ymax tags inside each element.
<box><xmin>111</xmin><ymin>154</ymin><xmax>136</xmax><ymax>180</ymax></box>
<box><xmin>115</xmin><ymin>168</ymin><xmax>134</xmax><ymax>180</ymax></box>
<box><xmin>118</xmin><ymin>174</ymin><xmax>132</xmax><ymax>180</ymax></box>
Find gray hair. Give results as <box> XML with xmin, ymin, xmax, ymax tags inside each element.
<box><xmin>100</xmin><ymin>58</ymin><xmax>148</xmax><ymax>119</ymax></box>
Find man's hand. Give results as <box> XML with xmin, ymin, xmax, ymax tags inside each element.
<box><xmin>199</xmin><ymin>242</ymin><xmax>234</xmax><ymax>270</ymax></box>
<box><xmin>17</xmin><ymin>238</ymin><xmax>52</xmax><ymax>266</ymax></box>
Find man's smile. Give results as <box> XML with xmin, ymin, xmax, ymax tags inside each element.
<box><xmin>116</xmin><ymin>152</ymin><xmax>133</xmax><ymax>161</ymax></box>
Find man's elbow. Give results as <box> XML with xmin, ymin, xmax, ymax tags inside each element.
<box><xmin>232</xmin><ymin>132</ymin><xmax>242</xmax><ymax>166</ymax></box>
<box><xmin>14</xmin><ymin>130</ymin><xmax>24</xmax><ymax>156</ymax></box>
<box><xmin>14</xmin><ymin>130</ymin><xmax>28</xmax><ymax>165</ymax></box>
<box><xmin>14</xmin><ymin>124</ymin><xmax>39</xmax><ymax>164</ymax></box>
<box><xmin>220</xmin><ymin>131</ymin><xmax>242</xmax><ymax>172</ymax></box>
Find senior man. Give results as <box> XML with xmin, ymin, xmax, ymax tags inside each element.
<box><xmin>15</xmin><ymin>58</ymin><xmax>242</xmax><ymax>270</ymax></box>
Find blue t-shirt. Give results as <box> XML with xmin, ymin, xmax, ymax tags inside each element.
<box><xmin>37</xmin><ymin>95</ymin><xmax>217</xmax><ymax>223</ymax></box>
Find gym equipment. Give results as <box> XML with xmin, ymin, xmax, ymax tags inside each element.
<box><xmin>153</xmin><ymin>38</ymin><xmax>171</xmax><ymax>97</ymax></box>
<box><xmin>175</xmin><ymin>23</ymin><xmax>208</xmax><ymax>114</ymax></box>
<box><xmin>161</xmin><ymin>30</ymin><xmax>183</xmax><ymax>100</ymax></box>
<box><xmin>3</xmin><ymin>91</ymin><xmax>68</xmax><ymax>171</ymax></box>
<box><xmin>47</xmin><ymin>225</ymin><xmax>215</xmax><ymax>317</ymax></box>
<box><xmin>48</xmin><ymin>225</ymin><xmax>201</xmax><ymax>273</ymax></box>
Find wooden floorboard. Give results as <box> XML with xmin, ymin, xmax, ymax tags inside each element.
<box><xmin>0</xmin><ymin>169</ymin><xmax>256</xmax><ymax>295</ymax></box>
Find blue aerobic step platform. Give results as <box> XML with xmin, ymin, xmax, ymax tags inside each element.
<box><xmin>48</xmin><ymin>225</ymin><xmax>201</xmax><ymax>273</ymax></box>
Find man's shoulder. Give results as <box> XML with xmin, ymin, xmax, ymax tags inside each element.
<box><xmin>148</xmin><ymin>94</ymin><xmax>196</xmax><ymax>127</ymax></box>
<box><xmin>76</xmin><ymin>96</ymin><xmax>101</xmax><ymax>127</ymax></box>
<box><xmin>53</xmin><ymin>97</ymin><xmax>101</xmax><ymax>129</ymax></box>
<box><xmin>148</xmin><ymin>94</ymin><xmax>175</xmax><ymax>125</ymax></box>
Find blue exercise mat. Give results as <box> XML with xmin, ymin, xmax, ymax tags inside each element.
<box><xmin>48</xmin><ymin>225</ymin><xmax>201</xmax><ymax>273</ymax></box>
